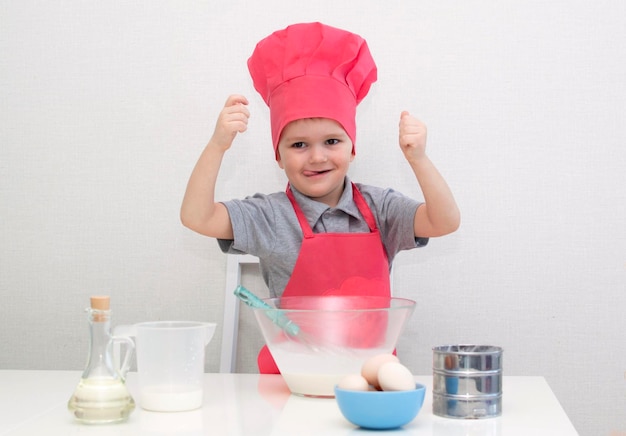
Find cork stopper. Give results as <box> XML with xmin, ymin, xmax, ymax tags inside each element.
<box><xmin>90</xmin><ymin>295</ymin><xmax>110</xmax><ymax>310</ymax></box>
<box><xmin>90</xmin><ymin>296</ymin><xmax>110</xmax><ymax>322</ymax></box>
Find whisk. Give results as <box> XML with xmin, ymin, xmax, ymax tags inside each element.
<box><xmin>233</xmin><ymin>285</ymin><xmax>301</xmax><ymax>337</ymax></box>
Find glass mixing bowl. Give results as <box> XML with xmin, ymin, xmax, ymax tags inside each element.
<box><xmin>251</xmin><ymin>295</ymin><xmax>416</xmax><ymax>397</ymax></box>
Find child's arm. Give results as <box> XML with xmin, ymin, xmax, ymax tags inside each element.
<box><xmin>180</xmin><ymin>95</ymin><xmax>250</xmax><ymax>238</ymax></box>
<box><xmin>398</xmin><ymin>111</ymin><xmax>461</xmax><ymax>238</ymax></box>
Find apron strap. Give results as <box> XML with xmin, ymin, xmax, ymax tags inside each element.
<box><xmin>286</xmin><ymin>185</ymin><xmax>314</xmax><ymax>238</ymax></box>
<box><xmin>286</xmin><ymin>182</ymin><xmax>378</xmax><ymax>238</ymax></box>
<box><xmin>351</xmin><ymin>183</ymin><xmax>378</xmax><ymax>231</ymax></box>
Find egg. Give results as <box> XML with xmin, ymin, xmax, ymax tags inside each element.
<box><xmin>377</xmin><ymin>362</ymin><xmax>415</xmax><ymax>391</ymax></box>
<box><xmin>361</xmin><ymin>353</ymin><xmax>399</xmax><ymax>390</ymax></box>
<box><xmin>338</xmin><ymin>374</ymin><xmax>370</xmax><ymax>391</ymax></box>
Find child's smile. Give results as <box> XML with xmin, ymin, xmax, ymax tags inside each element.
<box><xmin>303</xmin><ymin>168</ymin><xmax>332</xmax><ymax>177</ymax></box>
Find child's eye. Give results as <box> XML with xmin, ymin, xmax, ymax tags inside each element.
<box><xmin>291</xmin><ymin>142</ymin><xmax>306</xmax><ymax>149</ymax></box>
<box><xmin>325</xmin><ymin>138</ymin><xmax>340</xmax><ymax>145</ymax></box>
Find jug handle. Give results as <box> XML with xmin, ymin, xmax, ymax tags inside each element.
<box><xmin>110</xmin><ymin>325</ymin><xmax>136</xmax><ymax>379</ymax></box>
<box><xmin>204</xmin><ymin>322</ymin><xmax>217</xmax><ymax>346</ymax></box>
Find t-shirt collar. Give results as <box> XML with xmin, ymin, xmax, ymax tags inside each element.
<box><xmin>288</xmin><ymin>176</ymin><xmax>361</xmax><ymax>226</ymax></box>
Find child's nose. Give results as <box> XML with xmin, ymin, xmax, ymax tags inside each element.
<box><xmin>309</xmin><ymin>144</ymin><xmax>328</xmax><ymax>162</ymax></box>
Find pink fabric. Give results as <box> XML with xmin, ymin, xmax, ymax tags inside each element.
<box><xmin>247</xmin><ymin>22</ymin><xmax>377</xmax><ymax>159</ymax></box>
<box><xmin>257</xmin><ymin>183</ymin><xmax>390</xmax><ymax>374</ymax></box>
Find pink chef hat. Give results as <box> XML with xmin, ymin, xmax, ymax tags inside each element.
<box><xmin>247</xmin><ymin>22</ymin><xmax>377</xmax><ymax>159</ymax></box>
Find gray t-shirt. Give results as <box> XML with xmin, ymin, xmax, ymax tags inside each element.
<box><xmin>218</xmin><ymin>177</ymin><xmax>427</xmax><ymax>297</ymax></box>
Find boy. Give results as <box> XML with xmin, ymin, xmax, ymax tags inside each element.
<box><xmin>181</xmin><ymin>22</ymin><xmax>460</xmax><ymax>373</ymax></box>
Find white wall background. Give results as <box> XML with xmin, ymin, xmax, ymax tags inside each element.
<box><xmin>1</xmin><ymin>1</ymin><xmax>625</xmax><ymax>435</ymax></box>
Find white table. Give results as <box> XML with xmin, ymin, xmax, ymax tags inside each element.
<box><xmin>0</xmin><ymin>371</ymin><xmax>578</xmax><ymax>435</ymax></box>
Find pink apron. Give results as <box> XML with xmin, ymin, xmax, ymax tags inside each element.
<box><xmin>257</xmin><ymin>183</ymin><xmax>391</xmax><ymax>373</ymax></box>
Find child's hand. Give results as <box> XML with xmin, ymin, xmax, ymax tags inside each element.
<box><xmin>210</xmin><ymin>94</ymin><xmax>250</xmax><ymax>151</ymax></box>
<box><xmin>398</xmin><ymin>111</ymin><xmax>427</xmax><ymax>163</ymax></box>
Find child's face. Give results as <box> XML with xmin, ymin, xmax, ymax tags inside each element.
<box><xmin>277</xmin><ymin>118</ymin><xmax>354</xmax><ymax>207</ymax></box>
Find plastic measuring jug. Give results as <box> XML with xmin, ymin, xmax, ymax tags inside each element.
<box><xmin>115</xmin><ymin>321</ymin><xmax>216</xmax><ymax>412</ymax></box>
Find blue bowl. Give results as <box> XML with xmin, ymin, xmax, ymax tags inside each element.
<box><xmin>334</xmin><ymin>384</ymin><xmax>426</xmax><ymax>430</ymax></box>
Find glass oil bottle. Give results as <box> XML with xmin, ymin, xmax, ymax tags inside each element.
<box><xmin>68</xmin><ymin>295</ymin><xmax>135</xmax><ymax>424</ymax></box>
